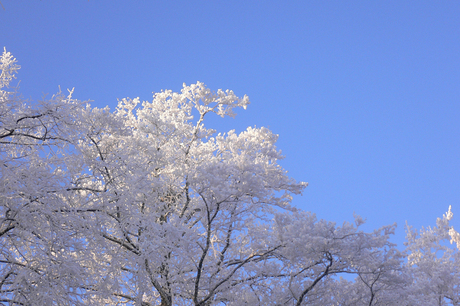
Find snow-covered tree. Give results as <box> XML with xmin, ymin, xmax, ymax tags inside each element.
<box><xmin>0</xmin><ymin>48</ymin><xmax>308</xmax><ymax>305</ymax></box>
<box><xmin>267</xmin><ymin>211</ymin><xmax>408</xmax><ymax>306</ymax></box>
<box><xmin>4</xmin><ymin>48</ymin><xmax>457</xmax><ymax>306</ymax></box>
<box><xmin>405</xmin><ymin>206</ymin><xmax>460</xmax><ymax>305</ymax></box>
<box><xmin>0</xmin><ymin>48</ymin><xmax>107</xmax><ymax>305</ymax></box>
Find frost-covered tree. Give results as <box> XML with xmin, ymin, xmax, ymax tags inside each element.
<box><xmin>404</xmin><ymin>206</ymin><xmax>460</xmax><ymax>305</ymax></box>
<box><xmin>266</xmin><ymin>211</ymin><xmax>408</xmax><ymax>306</ymax></box>
<box><xmin>0</xmin><ymin>48</ymin><xmax>108</xmax><ymax>305</ymax></box>
<box><xmin>3</xmin><ymin>48</ymin><xmax>458</xmax><ymax>306</ymax></box>
<box><xmin>0</xmin><ymin>47</ymin><xmax>308</xmax><ymax>305</ymax></box>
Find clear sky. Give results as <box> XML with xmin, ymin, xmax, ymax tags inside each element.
<box><xmin>2</xmin><ymin>1</ymin><xmax>459</xmax><ymax>248</ymax></box>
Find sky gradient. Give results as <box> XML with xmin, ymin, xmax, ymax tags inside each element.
<box><xmin>2</xmin><ymin>1</ymin><xmax>459</xmax><ymax>247</ymax></box>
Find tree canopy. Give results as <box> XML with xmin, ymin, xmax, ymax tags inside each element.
<box><xmin>1</xmin><ymin>48</ymin><xmax>460</xmax><ymax>306</ymax></box>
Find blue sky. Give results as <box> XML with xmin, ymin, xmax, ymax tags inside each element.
<box><xmin>2</xmin><ymin>1</ymin><xmax>459</xmax><ymax>247</ymax></box>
